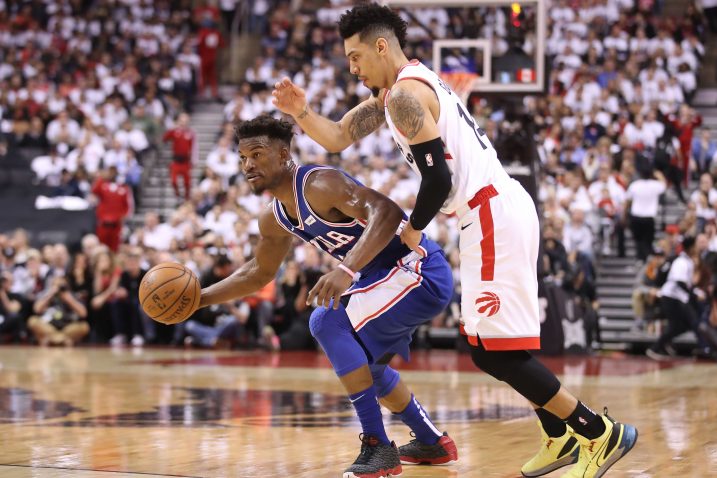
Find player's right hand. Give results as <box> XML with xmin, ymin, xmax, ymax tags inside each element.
<box><xmin>272</xmin><ymin>77</ymin><xmax>307</xmax><ymax>118</ymax></box>
<box><xmin>307</xmin><ymin>269</ymin><xmax>353</xmax><ymax>310</ymax></box>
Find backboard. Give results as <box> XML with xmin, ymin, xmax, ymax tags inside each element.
<box><xmin>384</xmin><ymin>0</ymin><xmax>547</xmax><ymax>95</ymax></box>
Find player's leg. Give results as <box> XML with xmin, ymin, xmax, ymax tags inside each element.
<box><xmin>467</xmin><ymin>341</ymin><xmax>578</xmax><ymax>476</ymax></box>
<box><xmin>457</xmin><ymin>183</ymin><xmax>574</xmax><ymax>475</ymax></box>
<box><xmin>371</xmin><ymin>363</ymin><xmax>457</xmax><ymax>465</ymax></box>
<box><xmin>461</xmin><ymin>183</ymin><xmax>636</xmax><ymax>476</ymax></box>
<box><xmin>345</xmin><ymin>246</ymin><xmax>455</xmax><ymax>444</ymax></box>
<box><xmin>310</xmin><ymin>306</ymin><xmax>390</xmax><ymax>444</ymax></box>
<box><xmin>309</xmin><ymin>306</ymin><xmax>401</xmax><ymax>478</ymax></box>
<box><xmin>470</xmin><ymin>342</ymin><xmax>638</xmax><ymax>477</ymax></box>
<box><xmin>373</xmin><ymin>363</ymin><xmax>440</xmax><ymax>443</ymax></box>
<box><xmin>547</xmin><ymin>395</ymin><xmax>638</xmax><ymax>478</ymax></box>
<box><xmin>329</xmin><ymin>247</ymin><xmax>454</xmax><ymax>473</ymax></box>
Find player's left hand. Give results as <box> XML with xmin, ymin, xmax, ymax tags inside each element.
<box><xmin>307</xmin><ymin>269</ymin><xmax>354</xmax><ymax>310</ymax></box>
<box><xmin>400</xmin><ymin>222</ymin><xmax>423</xmax><ymax>254</ymax></box>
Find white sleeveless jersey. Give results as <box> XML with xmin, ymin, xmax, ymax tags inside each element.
<box><xmin>383</xmin><ymin>60</ymin><xmax>510</xmax><ymax>215</ymax></box>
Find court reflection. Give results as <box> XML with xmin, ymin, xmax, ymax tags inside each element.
<box><xmin>35</xmin><ymin>387</ymin><xmax>532</xmax><ymax>428</ymax></box>
<box><xmin>135</xmin><ymin>349</ymin><xmax>681</xmax><ymax>376</ymax></box>
<box><xmin>0</xmin><ymin>387</ymin><xmax>84</xmax><ymax>423</ymax></box>
<box><xmin>0</xmin><ymin>347</ymin><xmax>715</xmax><ymax>477</ymax></box>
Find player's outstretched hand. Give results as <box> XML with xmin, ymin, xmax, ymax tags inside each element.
<box><xmin>307</xmin><ymin>269</ymin><xmax>354</xmax><ymax>310</ymax></box>
<box><xmin>272</xmin><ymin>77</ymin><xmax>307</xmax><ymax>118</ymax></box>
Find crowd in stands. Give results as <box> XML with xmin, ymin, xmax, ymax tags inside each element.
<box><xmin>3</xmin><ymin>0</ymin><xmax>228</xmax><ymax>210</ymax></box>
<box><xmin>534</xmin><ymin>0</ymin><xmax>717</xmax><ymax>358</ymax></box>
<box><xmin>2</xmin><ymin>0</ymin><xmax>717</xmax><ymax>357</ymax></box>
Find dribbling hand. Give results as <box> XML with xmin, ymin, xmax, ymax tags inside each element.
<box><xmin>272</xmin><ymin>77</ymin><xmax>308</xmax><ymax>118</ymax></box>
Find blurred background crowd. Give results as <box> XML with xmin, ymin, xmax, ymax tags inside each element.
<box><xmin>0</xmin><ymin>0</ymin><xmax>716</xmax><ymax>359</ymax></box>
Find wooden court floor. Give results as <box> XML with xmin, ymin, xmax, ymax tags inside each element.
<box><xmin>0</xmin><ymin>346</ymin><xmax>715</xmax><ymax>478</ymax></box>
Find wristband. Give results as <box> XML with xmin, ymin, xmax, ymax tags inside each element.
<box><xmin>338</xmin><ymin>264</ymin><xmax>358</xmax><ymax>282</ymax></box>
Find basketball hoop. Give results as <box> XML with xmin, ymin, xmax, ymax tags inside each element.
<box><xmin>440</xmin><ymin>71</ymin><xmax>478</xmax><ymax>104</ymax></box>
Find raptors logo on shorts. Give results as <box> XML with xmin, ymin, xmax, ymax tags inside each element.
<box><xmin>475</xmin><ymin>292</ymin><xmax>500</xmax><ymax>317</ymax></box>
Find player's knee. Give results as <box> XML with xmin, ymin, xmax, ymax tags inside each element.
<box><xmin>309</xmin><ymin>306</ymin><xmax>352</xmax><ymax>341</ymax></box>
<box><xmin>369</xmin><ymin>364</ymin><xmax>386</xmax><ymax>383</ymax></box>
<box><xmin>470</xmin><ymin>342</ymin><xmax>530</xmax><ymax>381</ymax></box>
<box><xmin>308</xmin><ymin>307</ymin><xmax>348</xmax><ymax>343</ymax></box>
<box><xmin>470</xmin><ymin>341</ymin><xmax>561</xmax><ymax>406</ymax></box>
<box><xmin>370</xmin><ymin>364</ymin><xmax>400</xmax><ymax>398</ymax></box>
<box><xmin>308</xmin><ymin>307</ymin><xmax>329</xmax><ymax>340</ymax></box>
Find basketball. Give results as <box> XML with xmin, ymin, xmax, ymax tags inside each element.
<box><xmin>139</xmin><ymin>262</ymin><xmax>200</xmax><ymax>325</ymax></box>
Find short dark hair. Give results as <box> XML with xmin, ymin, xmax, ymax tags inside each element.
<box><xmin>682</xmin><ymin>235</ymin><xmax>696</xmax><ymax>252</ymax></box>
<box><xmin>235</xmin><ymin>115</ymin><xmax>293</xmax><ymax>146</ymax></box>
<box><xmin>338</xmin><ymin>3</ymin><xmax>407</xmax><ymax>49</ymax></box>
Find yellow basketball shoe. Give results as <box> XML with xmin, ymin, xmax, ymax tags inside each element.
<box><xmin>521</xmin><ymin>421</ymin><xmax>579</xmax><ymax>477</ymax></box>
<box><xmin>561</xmin><ymin>410</ymin><xmax>638</xmax><ymax>478</ymax></box>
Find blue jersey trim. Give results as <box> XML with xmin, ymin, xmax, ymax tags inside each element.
<box><xmin>298</xmin><ymin>166</ymin><xmax>359</xmax><ymax>228</ymax></box>
<box><xmin>272</xmin><ymin>199</ymin><xmax>295</xmax><ymax>235</ymax></box>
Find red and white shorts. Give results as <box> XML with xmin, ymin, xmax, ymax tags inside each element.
<box><xmin>456</xmin><ymin>178</ymin><xmax>541</xmax><ymax>351</ymax></box>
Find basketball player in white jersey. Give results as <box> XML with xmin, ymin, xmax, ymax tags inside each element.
<box><xmin>272</xmin><ymin>3</ymin><xmax>637</xmax><ymax>477</ymax></box>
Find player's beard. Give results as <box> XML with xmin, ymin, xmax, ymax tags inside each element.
<box><xmin>248</xmin><ymin>180</ymin><xmax>267</xmax><ymax>195</ymax></box>
<box><xmin>370</xmin><ymin>87</ymin><xmax>380</xmax><ymax>98</ymax></box>
<box><xmin>249</xmin><ymin>184</ymin><xmax>266</xmax><ymax>195</ymax></box>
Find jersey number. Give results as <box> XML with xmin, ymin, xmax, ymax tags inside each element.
<box><xmin>456</xmin><ymin>103</ymin><xmax>488</xmax><ymax>150</ymax></box>
<box><xmin>310</xmin><ymin>231</ymin><xmax>355</xmax><ymax>253</ymax></box>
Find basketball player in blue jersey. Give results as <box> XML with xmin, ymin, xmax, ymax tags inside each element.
<box><xmin>271</xmin><ymin>3</ymin><xmax>637</xmax><ymax>478</ymax></box>
<box><xmin>198</xmin><ymin>115</ymin><xmax>458</xmax><ymax>478</ymax></box>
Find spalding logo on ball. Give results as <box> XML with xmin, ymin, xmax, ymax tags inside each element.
<box><xmin>139</xmin><ymin>262</ymin><xmax>200</xmax><ymax>325</ymax></box>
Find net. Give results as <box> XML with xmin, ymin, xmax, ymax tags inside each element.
<box><xmin>440</xmin><ymin>71</ymin><xmax>478</xmax><ymax>104</ymax></box>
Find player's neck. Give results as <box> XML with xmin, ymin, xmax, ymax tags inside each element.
<box><xmin>388</xmin><ymin>53</ymin><xmax>411</xmax><ymax>87</ymax></box>
<box><xmin>270</xmin><ymin>165</ymin><xmax>298</xmax><ymax>209</ymax></box>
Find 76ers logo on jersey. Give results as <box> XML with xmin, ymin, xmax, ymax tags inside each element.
<box><xmin>475</xmin><ymin>292</ymin><xmax>501</xmax><ymax>317</ymax></box>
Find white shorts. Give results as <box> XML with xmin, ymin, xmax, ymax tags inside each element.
<box><xmin>456</xmin><ymin>178</ymin><xmax>541</xmax><ymax>351</ymax></box>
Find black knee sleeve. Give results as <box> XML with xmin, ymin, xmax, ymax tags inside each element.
<box><xmin>470</xmin><ymin>342</ymin><xmax>561</xmax><ymax>407</ymax></box>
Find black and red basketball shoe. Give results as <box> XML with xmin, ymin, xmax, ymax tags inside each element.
<box><xmin>343</xmin><ymin>434</ymin><xmax>402</xmax><ymax>478</ymax></box>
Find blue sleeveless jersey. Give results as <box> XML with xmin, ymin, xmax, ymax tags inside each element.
<box><xmin>272</xmin><ymin>165</ymin><xmax>415</xmax><ymax>276</ymax></box>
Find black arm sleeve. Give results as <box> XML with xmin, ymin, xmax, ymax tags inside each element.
<box><xmin>408</xmin><ymin>137</ymin><xmax>452</xmax><ymax>230</ymax></box>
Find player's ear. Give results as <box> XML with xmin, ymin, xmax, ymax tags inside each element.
<box><xmin>375</xmin><ymin>37</ymin><xmax>388</xmax><ymax>56</ymax></box>
<box><xmin>280</xmin><ymin>146</ymin><xmax>290</xmax><ymax>164</ymax></box>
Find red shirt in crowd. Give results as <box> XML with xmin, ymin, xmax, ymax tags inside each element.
<box><xmin>198</xmin><ymin>27</ymin><xmax>224</xmax><ymax>63</ymax></box>
<box><xmin>92</xmin><ymin>178</ymin><xmax>131</xmax><ymax>223</ymax></box>
<box><xmin>163</xmin><ymin>127</ymin><xmax>195</xmax><ymax>159</ymax></box>
<box><xmin>669</xmin><ymin>113</ymin><xmax>702</xmax><ymax>154</ymax></box>
<box><xmin>669</xmin><ymin>112</ymin><xmax>702</xmax><ymax>185</ymax></box>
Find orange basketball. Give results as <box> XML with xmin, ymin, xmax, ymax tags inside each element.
<box><xmin>139</xmin><ymin>262</ymin><xmax>200</xmax><ymax>325</ymax></box>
